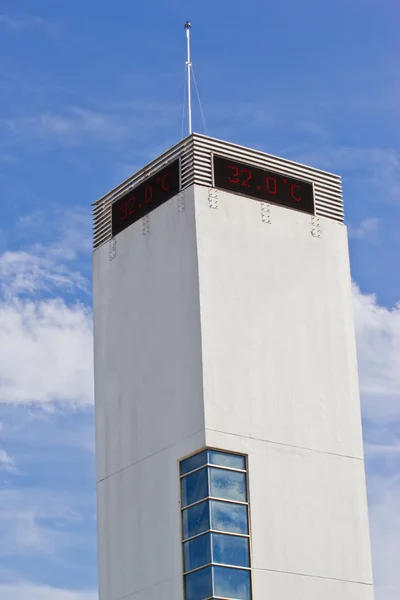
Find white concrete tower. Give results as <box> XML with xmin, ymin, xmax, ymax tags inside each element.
<box><xmin>92</xmin><ymin>134</ymin><xmax>375</xmax><ymax>600</ymax></box>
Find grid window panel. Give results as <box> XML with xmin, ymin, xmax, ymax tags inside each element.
<box><xmin>210</xmin><ymin>500</ymin><xmax>248</xmax><ymax>535</ymax></box>
<box><xmin>182</xmin><ymin>500</ymin><xmax>210</xmax><ymax>540</ymax></box>
<box><xmin>184</xmin><ymin>566</ymin><xmax>212</xmax><ymax>600</ymax></box>
<box><xmin>209</xmin><ymin>467</ymin><xmax>247</xmax><ymax>502</ymax></box>
<box><xmin>213</xmin><ymin>566</ymin><xmax>251</xmax><ymax>600</ymax></box>
<box><xmin>184</xmin><ymin>533</ymin><xmax>211</xmax><ymax>572</ymax></box>
<box><xmin>181</xmin><ymin>450</ymin><xmax>208</xmax><ymax>475</ymax></box>
<box><xmin>180</xmin><ymin>449</ymin><xmax>252</xmax><ymax>600</ymax></box>
<box><xmin>211</xmin><ymin>533</ymin><xmax>250</xmax><ymax>568</ymax></box>
<box><xmin>208</xmin><ymin>450</ymin><xmax>246</xmax><ymax>471</ymax></box>
<box><xmin>181</xmin><ymin>467</ymin><xmax>209</xmax><ymax>507</ymax></box>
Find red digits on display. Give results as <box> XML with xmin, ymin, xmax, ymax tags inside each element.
<box><xmin>290</xmin><ymin>184</ymin><xmax>302</xmax><ymax>201</ymax></box>
<box><xmin>228</xmin><ymin>165</ymin><xmax>240</xmax><ymax>184</ymax></box>
<box><xmin>265</xmin><ymin>176</ymin><xmax>277</xmax><ymax>195</ymax></box>
<box><xmin>127</xmin><ymin>196</ymin><xmax>136</xmax><ymax>215</ymax></box>
<box><xmin>161</xmin><ymin>173</ymin><xmax>170</xmax><ymax>191</ymax></box>
<box><xmin>240</xmin><ymin>168</ymin><xmax>252</xmax><ymax>187</ymax></box>
<box><xmin>144</xmin><ymin>184</ymin><xmax>153</xmax><ymax>204</ymax></box>
<box><xmin>120</xmin><ymin>201</ymin><xmax>128</xmax><ymax>220</ymax></box>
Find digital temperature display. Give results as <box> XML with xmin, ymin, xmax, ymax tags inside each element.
<box><xmin>111</xmin><ymin>159</ymin><xmax>180</xmax><ymax>237</ymax></box>
<box><xmin>213</xmin><ymin>155</ymin><xmax>314</xmax><ymax>215</ymax></box>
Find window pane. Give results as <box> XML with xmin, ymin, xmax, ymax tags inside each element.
<box><xmin>212</xmin><ymin>566</ymin><xmax>251</xmax><ymax>600</ymax></box>
<box><xmin>211</xmin><ymin>533</ymin><xmax>250</xmax><ymax>567</ymax></box>
<box><xmin>210</xmin><ymin>500</ymin><xmax>248</xmax><ymax>535</ymax></box>
<box><xmin>210</xmin><ymin>468</ymin><xmax>247</xmax><ymax>502</ymax></box>
<box><xmin>184</xmin><ymin>533</ymin><xmax>211</xmax><ymax>572</ymax></box>
<box><xmin>181</xmin><ymin>451</ymin><xmax>208</xmax><ymax>475</ymax></box>
<box><xmin>181</xmin><ymin>467</ymin><xmax>208</xmax><ymax>507</ymax></box>
<box><xmin>185</xmin><ymin>566</ymin><xmax>212</xmax><ymax>600</ymax></box>
<box><xmin>208</xmin><ymin>450</ymin><xmax>246</xmax><ymax>471</ymax></box>
<box><xmin>182</xmin><ymin>501</ymin><xmax>210</xmax><ymax>540</ymax></box>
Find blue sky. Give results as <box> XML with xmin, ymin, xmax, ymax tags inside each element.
<box><xmin>0</xmin><ymin>1</ymin><xmax>399</xmax><ymax>599</ymax></box>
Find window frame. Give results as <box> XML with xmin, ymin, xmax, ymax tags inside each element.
<box><xmin>179</xmin><ymin>448</ymin><xmax>253</xmax><ymax>600</ymax></box>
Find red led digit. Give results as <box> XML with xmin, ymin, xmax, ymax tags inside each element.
<box><xmin>161</xmin><ymin>172</ymin><xmax>170</xmax><ymax>191</ymax></box>
<box><xmin>228</xmin><ymin>165</ymin><xmax>240</xmax><ymax>184</ymax></box>
<box><xmin>240</xmin><ymin>168</ymin><xmax>252</xmax><ymax>187</ymax></box>
<box><xmin>265</xmin><ymin>176</ymin><xmax>277</xmax><ymax>195</ymax></box>
<box><xmin>291</xmin><ymin>184</ymin><xmax>302</xmax><ymax>201</ymax></box>
<box><xmin>120</xmin><ymin>201</ymin><xmax>128</xmax><ymax>220</ymax></box>
<box><xmin>127</xmin><ymin>196</ymin><xmax>136</xmax><ymax>215</ymax></box>
<box><xmin>145</xmin><ymin>184</ymin><xmax>153</xmax><ymax>203</ymax></box>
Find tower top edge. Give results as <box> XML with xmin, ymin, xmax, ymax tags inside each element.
<box><xmin>92</xmin><ymin>133</ymin><xmax>341</xmax><ymax>209</ymax></box>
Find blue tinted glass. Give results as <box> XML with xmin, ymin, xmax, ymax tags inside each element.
<box><xmin>182</xmin><ymin>501</ymin><xmax>210</xmax><ymax>540</ymax></box>
<box><xmin>210</xmin><ymin>500</ymin><xmax>248</xmax><ymax>534</ymax></box>
<box><xmin>185</xmin><ymin>566</ymin><xmax>212</xmax><ymax>600</ymax></box>
<box><xmin>210</xmin><ymin>468</ymin><xmax>247</xmax><ymax>502</ymax></box>
<box><xmin>181</xmin><ymin>467</ymin><xmax>208</xmax><ymax>507</ymax></box>
<box><xmin>212</xmin><ymin>566</ymin><xmax>251</xmax><ymax>600</ymax></box>
<box><xmin>184</xmin><ymin>533</ymin><xmax>211</xmax><ymax>572</ymax></box>
<box><xmin>181</xmin><ymin>451</ymin><xmax>208</xmax><ymax>475</ymax></box>
<box><xmin>208</xmin><ymin>450</ymin><xmax>246</xmax><ymax>470</ymax></box>
<box><xmin>211</xmin><ymin>533</ymin><xmax>250</xmax><ymax>567</ymax></box>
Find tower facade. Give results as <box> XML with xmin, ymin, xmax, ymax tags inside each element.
<box><xmin>92</xmin><ymin>134</ymin><xmax>375</xmax><ymax>600</ymax></box>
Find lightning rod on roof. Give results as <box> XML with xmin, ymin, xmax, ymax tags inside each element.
<box><xmin>184</xmin><ymin>21</ymin><xmax>192</xmax><ymax>135</ymax></box>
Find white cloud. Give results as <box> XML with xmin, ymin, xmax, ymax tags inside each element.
<box><xmin>351</xmin><ymin>283</ymin><xmax>400</xmax><ymax>598</ymax></box>
<box><xmin>348</xmin><ymin>217</ymin><xmax>380</xmax><ymax>239</ymax></box>
<box><xmin>0</xmin><ymin>251</ymin><xmax>87</xmax><ymax>298</ymax></box>
<box><xmin>289</xmin><ymin>146</ymin><xmax>400</xmax><ymax>203</ymax></box>
<box><xmin>0</xmin><ymin>297</ymin><xmax>93</xmax><ymax>406</ymax></box>
<box><xmin>1</xmin><ymin>108</ymin><xmax>126</xmax><ymax>144</ymax></box>
<box><xmin>0</xmin><ymin>448</ymin><xmax>14</xmax><ymax>471</ymax></box>
<box><xmin>0</xmin><ymin>583</ymin><xmax>96</xmax><ymax>600</ymax></box>
<box><xmin>0</xmin><ymin>488</ymin><xmax>91</xmax><ymax>557</ymax></box>
<box><xmin>0</xmin><ymin>14</ymin><xmax>55</xmax><ymax>32</ymax></box>
<box><xmin>16</xmin><ymin>208</ymin><xmax>92</xmax><ymax>263</ymax></box>
<box><xmin>1</xmin><ymin>101</ymin><xmax>179</xmax><ymax>148</ymax></box>
<box><xmin>353</xmin><ymin>283</ymin><xmax>400</xmax><ymax>420</ymax></box>
<box><xmin>365</xmin><ymin>465</ymin><xmax>400</xmax><ymax>600</ymax></box>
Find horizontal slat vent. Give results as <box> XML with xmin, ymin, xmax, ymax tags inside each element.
<box><xmin>92</xmin><ymin>133</ymin><xmax>344</xmax><ymax>249</ymax></box>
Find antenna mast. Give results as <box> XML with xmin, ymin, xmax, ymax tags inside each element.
<box><xmin>184</xmin><ymin>21</ymin><xmax>192</xmax><ymax>135</ymax></box>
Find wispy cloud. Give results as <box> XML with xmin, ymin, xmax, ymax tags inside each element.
<box><xmin>1</xmin><ymin>109</ymin><xmax>126</xmax><ymax>144</ymax></box>
<box><xmin>0</xmin><ymin>488</ymin><xmax>91</xmax><ymax>556</ymax></box>
<box><xmin>0</xmin><ymin>448</ymin><xmax>14</xmax><ymax>472</ymax></box>
<box><xmin>0</xmin><ymin>583</ymin><xmax>96</xmax><ymax>600</ymax></box>
<box><xmin>290</xmin><ymin>146</ymin><xmax>400</xmax><ymax>204</ymax></box>
<box><xmin>0</xmin><ymin>14</ymin><xmax>55</xmax><ymax>33</ymax></box>
<box><xmin>365</xmin><ymin>467</ymin><xmax>400</xmax><ymax>600</ymax></box>
<box><xmin>0</xmin><ymin>297</ymin><xmax>93</xmax><ymax>407</ymax></box>
<box><xmin>1</xmin><ymin>103</ymin><xmax>179</xmax><ymax>148</ymax></box>
<box><xmin>18</xmin><ymin>208</ymin><xmax>92</xmax><ymax>262</ymax></box>
<box><xmin>0</xmin><ymin>251</ymin><xmax>87</xmax><ymax>298</ymax></box>
<box><xmin>354</xmin><ymin>282</ymin><xmax>400</xmax><ymax>598</ymax></box>
<box><xmin>348</xmin><ymin>217</ymin><xmax>380</xmax><ymax>239</ymax></box>
<box><xmin>353</xmin><ymin>283</ymin><xmax>400</xmax><ymax>420</ymax></box>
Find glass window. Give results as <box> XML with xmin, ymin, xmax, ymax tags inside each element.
<box><xmin>182</xmin><ymin>500</ymin><xmax>210</xmax><ymax>540</ymax></box>
<box><xmin>181</xmin><ymin>467</ymin><xmax>208</xmax><ymax>507</ymax></box>
<box><xmin>208</xmin><ymin>450</ymin><xmax>246</xmax><ymax>470</ymax></box>
<box><xmin>211</xmin><ymin>533</ymin><xmax>250</xmax><ymax>567</ymax></box>
<box><xmin>209</xmin><ymin>467</ymin><xmax>247</xmax><ymax>502</ymax></box>
<box><xmin>181</xmin><ymin>451</ymin><xmax>208</xmax><ymax>475</ymax></box>
<box><xmin>184</xmin><ymin>533</ymin><xmax>211</xmax><ymax>572</ymax></box>
<box><xmin>210</xmin><ymin>500</ymin><xmax>248</xmax><ymax>535</ymax></box>
<box><xmin>185</xmin><ymin>566</ymin><xmax>212</xmax><ymax>600</ymax></box>
<box><xmin>213</xmin><ymin>566</ymin><xmax>251</xmax><ymax>600</ymax></box>
<box><xmin>180</xmin><ymin>449</ymin><xmax>252</xmax><ymax>599</ymax></box>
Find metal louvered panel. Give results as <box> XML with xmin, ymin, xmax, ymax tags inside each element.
<box><xmin>92</xmin><ymin>133</ymin><xmax>344</xmax><ymax>249</ymax></box>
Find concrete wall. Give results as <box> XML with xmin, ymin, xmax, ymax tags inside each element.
<box><xmin>93</xmin><ymin>183</ymin><xmax>374</xmax><ymax>599</ymax></box>
<box><xmin>93</xmin><ymin>186</ymin><xmax>205</xmax><ymax>600</ymax></box>
<box><xmin>195</xmin><ymin>185</ymin><xmax>374</xmax><ymax>597</ymax></box>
